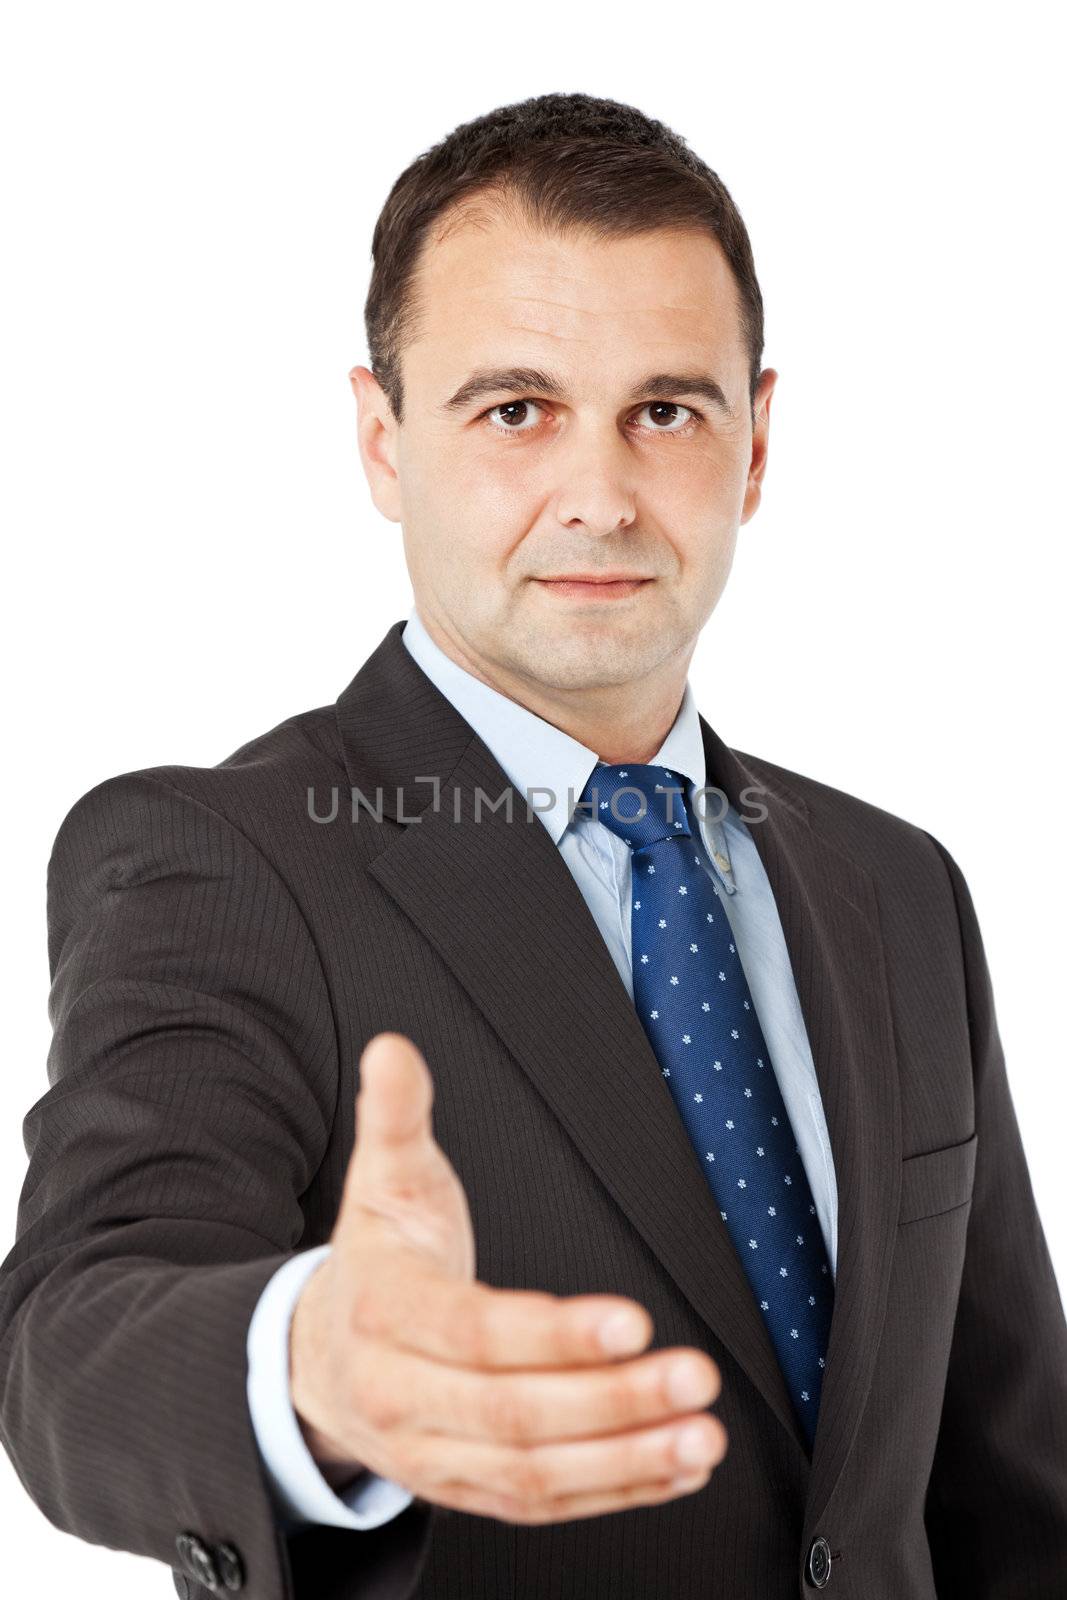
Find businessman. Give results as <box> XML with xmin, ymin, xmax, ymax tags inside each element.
<box><xmin>3</xmin><ymin>89</ymin><xmax>1066</xmax><ymax>1600</ymax></box>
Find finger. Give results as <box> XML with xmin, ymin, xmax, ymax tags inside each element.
<box><xmin>423</xmin><ymin>1464</ymin><xmax>715</xmax><ymax>1525</ymax></box>
<box><xmin>347</xmin><ymin>1325</ymin><xmax>721</xmax><ymax>1444</ymax></box>
<box><xmin>352</xmin><ymin>1260</ymin><xmax>656</xmax><ymax>1369</ymax></box>
<box><xmin>407</xmin><ymin>1410</ymin><xmax>728</xmax><ymax>1501</ymax></box>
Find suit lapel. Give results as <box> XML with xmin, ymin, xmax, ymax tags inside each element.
<box><xmin>337</xmin><ymin>623</ymin><xmax>901</xmax><ymax>1528</ymax></box>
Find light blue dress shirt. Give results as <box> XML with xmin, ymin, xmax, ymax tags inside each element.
<box><xmin>246</xmin><ymin>605</ymin><xmax>839</xmax><ymax>1533</ymax></box>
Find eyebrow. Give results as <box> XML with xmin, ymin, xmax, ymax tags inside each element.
<box><xmin>440</xmin><ymin>366</ymin><xmax>734</xmax><ymax>417</ymax></box>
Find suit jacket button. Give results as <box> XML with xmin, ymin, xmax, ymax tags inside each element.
<box><xmin>216</xmin><ymin>1542</ymin><xmax>246</xmax><ymax>1591</ymax></box>
<box><xmin>806</xmin><ymin>1534</ymin><xmax>833</xmax><ymax>1588</ymax></box>
<box><xmin>175</xmin><ymin>1531</ymin><xmax>221</xmax><ymax>1591</ymax></box>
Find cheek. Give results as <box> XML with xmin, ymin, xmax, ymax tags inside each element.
<box><xmin>420</xmin><ymin>501</ymin><xmax>523</xmax><ymax>586</ymax></box>
<box><xmin>421</xmin><ymin>425</ymin><xmax>539</xmax><ymax>515</ymax></box>
<box><xmin>465</xmin><ymin>440</ymin><xmax>546</xmax><ymax>511</ymax></box>
<box><xmin>444</xmin><ymin>458</ymin><xmax>542</xmax><ymax>563</ymax></box>
<box><xmin>654</xmin><ymin>454</ymin><xmax>739</xmax><ymax>548</ymax></box>
<box><xmin>655</xmin><ymin>439</ymin><xmax>738</xmax><ymax>499</ymax></box>
<box><xmin>677</xmin><ymin>473</ymin><xmax>748</xmax><ymax>580</ymax></box>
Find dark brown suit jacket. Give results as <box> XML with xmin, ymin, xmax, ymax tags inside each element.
<box><xmin>2</xmin><ymin>619</ymin><xmax>1066</xmax><ymax>1598</ymax></box>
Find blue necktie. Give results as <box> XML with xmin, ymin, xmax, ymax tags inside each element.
<box><xmin>579</xmin><ymin>761</ymin><xmax>835</xmax><ymax>1453</ymax></box>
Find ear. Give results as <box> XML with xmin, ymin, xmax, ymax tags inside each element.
<box><xmin>349</xmin><ymin>364</ymin><xmax>402</xmax><ymax>524</ymax></box>
<box><xmin>740</xmin><ymin>367</ymin><xmax>777</xmax><ymax>526</ymax></box>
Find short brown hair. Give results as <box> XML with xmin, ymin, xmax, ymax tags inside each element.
<box><xmin>364</xmin><ymin>91</ymin><xmax>764</xmax><ymax>426</ymax></box>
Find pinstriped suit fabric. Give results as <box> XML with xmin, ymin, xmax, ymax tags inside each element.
<box><xmin>0</xmin><ymin>620</ymin><xmax>1064</xmax><ymax>1599</ymax></box>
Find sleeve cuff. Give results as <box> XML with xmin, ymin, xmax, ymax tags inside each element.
<box><xmin>245</xmin><ymin>1243</ymin><xmax>415</xmax><ymax>1531</ymax></box>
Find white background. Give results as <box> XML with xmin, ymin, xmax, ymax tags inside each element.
<box><xmin>1</xmin><ymin>1</ymin><xmax>1063</xmax><ymax>1592</ymax></box>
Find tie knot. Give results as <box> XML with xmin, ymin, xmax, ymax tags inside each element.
<box><xmin>578</xmin><ymin>763</ymin><xmax>692</xmax><ymax>851</ymax></box>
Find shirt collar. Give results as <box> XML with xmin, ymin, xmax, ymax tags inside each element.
<box><xmin>400</xmin><ymin>607</ymin><xmax>734</xmax><ymax>887</ymax></box>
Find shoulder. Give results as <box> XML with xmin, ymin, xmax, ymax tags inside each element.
<box><xmin>48</xmin><ymin>701</ymin><xmax>348</xmax><ymax>880</ymax></box>
<box><xmin>730</xmin><ymin>745</ymin><xmax>961</xmax><ymax>898</ymax></box>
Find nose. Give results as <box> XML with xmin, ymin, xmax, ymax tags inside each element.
<box><xmin>552</xmin><ymin>422</ymin><xmax>638</xmax><ymax>536</ymax></box>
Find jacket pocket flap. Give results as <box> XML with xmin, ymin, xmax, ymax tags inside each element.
<box><xmin>898</xmin><ymin>1131</ymin><xmax>978</xmax><ymax>1223</ymax></box>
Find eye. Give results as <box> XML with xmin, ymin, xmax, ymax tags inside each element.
<box><xmin>484</xmin><ymin>399</ymin><xmax>545</xmax><ymax>434</ymax></box>
<box><xmin>633</xmin><ymin>401</ymin><xmax>700</xmax><ymax>434</ymax></box>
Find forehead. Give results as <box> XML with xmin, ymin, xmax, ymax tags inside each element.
<box><xmin>405</xmin><ymin>207</ymin><xmax>744</xmax><ymax>386</ymax></box>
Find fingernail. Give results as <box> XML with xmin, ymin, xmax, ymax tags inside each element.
<box><xmin>668</xmin><ymin>1359</ymin><xmax>712</xmax><ymax>1408</ymax></box>
<box><xmin>598</xmin><ymin>1309</ymin><xmax>646</xmax><ymax>1353</ymax></box>
<box><xmin>675</xmin><ymin>1422</ymin><xmax>713</xmax><ymax>1467</ymax></box>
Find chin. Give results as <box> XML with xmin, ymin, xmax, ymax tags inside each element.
<box><xmin>517</xmin><ymin>633</ymin><xmax>666</xmax><ymax>690</ymax></box>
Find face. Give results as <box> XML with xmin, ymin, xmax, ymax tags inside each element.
<box><xmin>352</xmin><ymin>202</ymin><xmax>775</xmax><ymax>704</ymax></box>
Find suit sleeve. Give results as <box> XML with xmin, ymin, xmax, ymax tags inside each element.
<box><xmin>921</xmin><ymin>832</ymin><xmax>1067</xmax><ymax>1598</ymax></box>
<box><xmin>0</xmin><ymin>772</ymin><xmax>434</xmax><ymax>1600</ymax></box>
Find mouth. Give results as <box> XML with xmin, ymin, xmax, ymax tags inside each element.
<box><xmin>532</xmin><ymin>576</ymin><xmax>652</xmax><ymax>600</ymax></box>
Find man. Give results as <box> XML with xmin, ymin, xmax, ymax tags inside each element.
<box><xmin>2</xmin><ymin>89</ymin><xmax>1065</xmax><ymax>1600</ymax></box>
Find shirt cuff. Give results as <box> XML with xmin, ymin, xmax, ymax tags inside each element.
<box><xmin>245</xmin><ymin>1243</ymin><xmax>415</xmax><ymax>1530</ymax></box>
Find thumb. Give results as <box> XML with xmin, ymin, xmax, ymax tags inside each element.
<box><xmin>341</xmin><ymin>1031</ymin><xmax>439</xmax><ymax>1206</ymax></box>
<box><xmin>336</xmin><ymin>1031</ymin><xmax>476</xmax><ymax>1280</ymax></box>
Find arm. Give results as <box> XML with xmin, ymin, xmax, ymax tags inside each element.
<box><xmin>921</xmin><ymin>832</ymin><xmax>1067</xmax><ymax>1598</ymax></box>
<box><xmin>247</xmin><ymin>1245</ymin><xmax>414</xmax><ymax>1530</ymax></box>
<box><xmin>0</xmin><ymin>773</ymin><xmax>432</xmax><ymax>1600</ymax></box>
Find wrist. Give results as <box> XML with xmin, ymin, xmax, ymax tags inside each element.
<box><xmin>289</xmin><ymin>1259</ymin><xmax>366</xmax><ymax>1481</ymax></box>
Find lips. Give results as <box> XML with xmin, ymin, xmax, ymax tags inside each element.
<box><xmin>537</xmin><ymin>574</ymin><xmax>650</xmax><ymax>584</ymax></box>
<box><xmin>533</xmin><ymin>575</ymin><xmax>651</xmax><ymax>599</ymax></box>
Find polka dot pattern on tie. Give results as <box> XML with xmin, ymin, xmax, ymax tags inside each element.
<box><xmin>580</xmin><ymin>761</ymin><xmax>835</xmax><ymax>1454</ymax></box>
